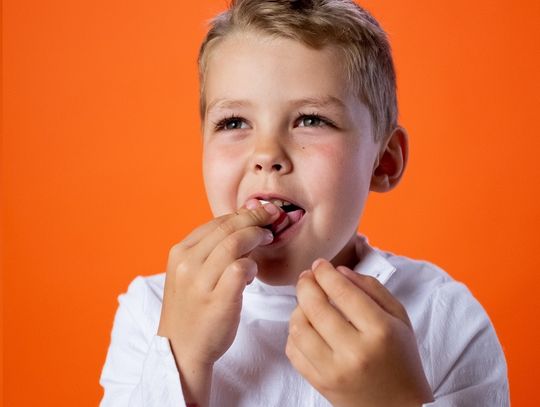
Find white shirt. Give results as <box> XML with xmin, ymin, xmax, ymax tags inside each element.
<box><xmin>99</xmin><ymin>234</ymin><xmax>509</xmax><ymax>406</ymax></box>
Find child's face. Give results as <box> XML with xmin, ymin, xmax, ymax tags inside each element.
<box><xmin>202</xmin><ymin>32</ymin><xmax>381</xmax><ymax>285</ymax></box>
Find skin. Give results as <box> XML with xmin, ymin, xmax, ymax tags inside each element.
<box><xmin>202</xmin><ymin>32</ymin><xmax>383</xmax><ymax>286</ymax></box>
<box><xmin>157</xmin><ymin>31</ymin><xmax>432</xmax><ymax>406</ymax></box>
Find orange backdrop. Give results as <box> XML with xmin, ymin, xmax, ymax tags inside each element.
<box><xmin>3</xmin><ymin>0</ymin><xmax>539</xmax><ymax>405</ymax></box>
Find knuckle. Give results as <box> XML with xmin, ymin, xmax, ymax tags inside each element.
<box><xmin>372</xmin><ymin>319</ymin><xmax>394</xmax><ymax>343</ymax></box>
<box><xmin>347</xmin><ymin>352</ymin><xmax>369</xmax><ymax>376</ymax></box>
<box><xmin>175</xmin><ymin>259</ymin><xmax>192</xmax><ymax>276</ymax></box>
<box><xmin>249</xmin><ymin>207</ymin><xmax>269</xmax><ymax>224</ymax></box>
<box><xmin>227</xmin><ymin>260</ymin><xmax>247</xmax><ymax>277</ymax></box>
<box><xmin>295</xmin><ymin>275</ymin><xmax>313</xmax><ymax>299</ymax></box>
<box><xmin>168</xmin><ymin>242</ymin><xmax>186</xmax><ymax>258</ymax></box>
<box><xmin>364</xmin><ymin>275</ymin><xmax>380</xmax><ymax>289</ymax></box>
<box><xmin>396</xmin><ymin>302</ymin><xmax>408</xmax><ymax>319</ymax></box>
<box><xmin>296</xmin><ymin>276</ymin><xmax>307</xmax><ymax>291</ymax></box>
<box><xmin>340</xmin><ymin>345</ymin><xmax>364</xmax><ymax>369</ymax></box>
<box><xmin>285</xmin><ymin>338</ymin><xmax>295</xmax><ymax>360</ymax></box>
<box><xmin>307</xmin><ymin>300</ymin><xmax>327</xmax><ymax>321</ymax></box>
<box><xmin>217</xmin><ymin>221</ymin><xmax>236</xmax><ymax>236</ymax></box>
<box><xmin>212</xmin><ymin>216</ymin><xmax>229</xmax><ymax>229</ymax></box>
<box><xmin>331</xmin><ymin>372</ymin><xmax>348</xmax><ymax>389</ymax></box>
<box><xmin>312</xmin><ymin>376</ymin><xmax>325</xmax><ymax>392</ymax></box>
<box><xmin>289</xmin><ymin>307</ymin><xmax>302</xmax><ymax>324</ymax></box>
<box><xmin>332</xmin><ymin>281</ymin><xmax>350</xmax><ymax>302</ymax></box>
<box><xmin>319</xmin><ymin>370</ymin><xmax>347</xmax><ymax>393</ymax></box>
<box><xmin>221</xmin><ymin>236</ymin><xmax>242</xmax><ymax>255</ymax></box>
<box><xmin>288</xmin><ymin>321</ymin><xmax>301</xmax><ymax>338</ymax></box>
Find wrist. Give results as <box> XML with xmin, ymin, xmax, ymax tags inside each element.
<box><xmin>178</xmin><ymin>360</ymin><xmax>213</xmax><ymax>407</ymax></box>
<box><xmin>162</xmin><ymin>337</ymin><xmax>214</xmax><ymax>407</ymax></box>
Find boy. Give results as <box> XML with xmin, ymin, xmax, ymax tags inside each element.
<box><xmin>100</xmin><ymin>1</ymin><xmax>509</xmax><ymax>406</ymax></box>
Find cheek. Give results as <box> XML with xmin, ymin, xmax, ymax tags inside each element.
<box><xmin>203</xmin><ymin>146</ymin><xmax>246</xmax><ymax>216</ymax></box>
<box><xmin>305</xmin><ymin>141</ymin><xmax>372</xmax><ymax>231</ymax></box>
<box><xmin>306</xmin><ymin>142</ymin><xmax>370</xmax><ymax>198</ymax></box>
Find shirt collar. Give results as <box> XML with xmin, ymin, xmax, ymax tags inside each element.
<box><xmin>352</xmin><ymin>233</ymin><xmax>396</xmax><ymax>285</ymax></box>
<box><xmin>246</xmin><ymin>233</ymin><xmax>397</xmax><ymax>297</ymax></box>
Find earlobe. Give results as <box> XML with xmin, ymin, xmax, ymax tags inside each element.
<box><xmin>370</xmin><ymin>126</ymin><xmax>409</xmax><ymax>192</ymax></box>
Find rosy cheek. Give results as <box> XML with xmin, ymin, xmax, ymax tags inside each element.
<box><xmin>306</xmin><ymin>142</ymin><xmax>368</xmax><ymax>205</ymax></box>
<box><xmin>305</xmin><ymin>142</ymin><xmax>350</xmax><ymax>175</ymax></box>
<box><xmin>203</xmin><ymin>147</ymin><xmax>246</xmax><ymax>214</ymax></box>
<box><xmin>313</xmin><ymin>143</ymin><xmax>344</xmax><ymax>162</ymax></box>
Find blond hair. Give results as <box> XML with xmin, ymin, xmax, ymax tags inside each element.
<box><xmin>198</xmin><ymin>0</ymin><xmax>397</xmax><ymax>143</ymax></box>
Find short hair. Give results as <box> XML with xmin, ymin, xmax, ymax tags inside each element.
<box><xmin>198</xmin><ymin>0</ymin><xmax>397</xmax><ymax>143</ymax></box>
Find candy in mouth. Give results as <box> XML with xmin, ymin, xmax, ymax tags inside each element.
<box><xmin>259</xmin><ymin>199</ymin><xmax>304</xmax><ymax>236</ymax></box>
<box><xmin>258</xmin><ymin>199</ymin><xmax>303</xmax><ymax>213</ymax></box>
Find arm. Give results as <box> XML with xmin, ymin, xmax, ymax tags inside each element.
<box><xmin>99</xmin><ymin>276</ymin><xmax>186</xmax><ymax>407</ymax></box>
<box><xmin>154</xmin><ymin>199</ymin><xmax>281</xmax><ymax>407</ymax></box>
<box><xmin>422</xmin><ymin>282</ymin><xmax>509</xmax><ymax>406</ymax></box>
<box><xmin>100</xmin><ymin>200</ymin><xmax>281</xmax><ymax>407</ymax></box>
<box><xmin>287</xmin><ymin>259</ymin><xmax>433</xmax><ymax>407</ymax></box>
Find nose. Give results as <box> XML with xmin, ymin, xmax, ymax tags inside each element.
<box><xmin>250</xmin><ymin>136</ymin><xmax>292</xmax><ymax>174</ymax></box>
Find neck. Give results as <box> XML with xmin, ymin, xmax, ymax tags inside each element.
<box><xmin>330</xmin><ymin>232</ymin><xmax>362</xmax><ymax>271</ymax></box>
<box><xmin>252</xmin><ymin>233</ymin><xmax>362</xmax><ymax>286</ymax></box>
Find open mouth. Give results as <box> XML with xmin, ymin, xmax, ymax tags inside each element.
<box><xmin>257</xmin><ymin>198</ymin><xmax>305</xmax><ymax>238</ymax></box>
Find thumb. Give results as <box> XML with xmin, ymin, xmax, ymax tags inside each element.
<box><xmin>336</xmin><ymin>266</ymin><xmax>412</xmax><ymax>329</ymax></box>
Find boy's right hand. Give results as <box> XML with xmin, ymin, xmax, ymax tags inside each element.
<box><xmin>157</xmin><ymin>199</ymin><xmax>281</xmax><ymax>371</ymax></box>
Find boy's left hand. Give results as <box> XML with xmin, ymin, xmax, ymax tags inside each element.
<box><xmin>286</xmin><ymin>259</ymin><xmax>433</xmax><ymax>407</ymax></box>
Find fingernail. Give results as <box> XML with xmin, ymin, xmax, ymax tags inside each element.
<box><xmin>312</xmin><ymin>258</ymin><xmax>325</xmax><ymax>270</ymax></box>
<box><xmin>336</xmin><ymin>266</ymin><xmax>351</xmax><ymax>275</ymax></box>
<box><xmin>262</xmin><ymin>229</ymin><xmax>274</xmax><ymax>245</ymax></box>
<box><xmin>298</xmin><ymin>270</ymin><xmax>310</xmax><ymax>279</ymax></box>
<box><xmin>245</xmin><ymin>199</ymin><xmax>261</xmax><ymax>210</ymax></box>
<box><xmin>262</xmin><ymin>202</ymin><xmax>280</xmax><ymax>215</ymax></box>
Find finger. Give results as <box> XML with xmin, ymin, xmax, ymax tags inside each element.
<box><xmin>285</xmin><ymin>335</ymin><xmax>323</xmax><ymax>387</ymax></box>
<box><xmin>202</xmin><ymin>225</ymin><xmax>274</xmax><ymax>289</ymax></box>
<box><xmin>312</xmin><ymin>259</ymin><xmax>387</xmax><ymax>331</ymax></box>
<box><xmin>167</xmin><ymin>214</ymin><xmax>242</xmax><ymax>271</ymax></box>
<box><xmin>288</xmin><ymin>306</ymin><xmax>333</xmax><ymax>366</ymax></box>
<box><xmin>180</xmin><ymin>210</ymin><xmax>245</xmax><ymax>249</ymax></box>
<box><xmin>194</xmin><ymin>203</ymin><xmax>281</xmax><ymax>263</ymax></box>
<box><xmin>179</xmin><ymin>197</ymin><xmax>263</xmax><ymax>248</ymax></box>
<box><xmin>215</xmin><ymin>257</ymin><xmax>258</xmax><ymax>303</ymax></box>
<box><xmin>337</xmin><ymin>266</ymin><xmax>412</xmax><ymax>329</ymax></box>
<box><xmin>296</xmin><ymin>271</ymin><xmax>358</xmax><ymax>349</ymax></box>
<box><xmin>285</xmin><ymin>316</ymin><xmax>322</xmax><ymax>386</ymax></box>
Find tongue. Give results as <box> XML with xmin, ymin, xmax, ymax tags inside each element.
<box><xmin>267</xmin><ymin>208</ymin><xmax>304</xmax><ymax>236</ymax></box>
<box><xmin>286</xmin><ymin>209</ymin><xmax>303</xmax><ymax>224</ymax></box>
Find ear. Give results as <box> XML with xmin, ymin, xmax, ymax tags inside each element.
<box><xmin>370</xmin><ymin>126</ymin><xmax>409</xmax><ymax>192</ymax></box>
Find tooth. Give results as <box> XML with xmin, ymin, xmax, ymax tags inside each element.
<box><xmin>282</xmin><ymin>200</ymin><xmax>291</xmax><ymax>206</ymax></box>
<box><xmin>258</xmin><ymin>199</ymin><xmax>271</xmax><ymax>205</ymax></box>
<box><xmin>271</xmin><ymin>199</ymin><xmax>284</xmax><ymax>207</ymax></box>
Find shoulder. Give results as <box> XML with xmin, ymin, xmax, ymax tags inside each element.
<box><xmin>371</xmin><ymin>246</ymin><xmax>508</xmax><ymax>400</ymax></box>
<box><xmin>376</xmin><ymin>246</ymin><xmax>452</xmax><ymax>287</ymax></box>
<box><xmin>374</xmin><ymin>246</ymin><xmax>491</xmax><ymax>323</ymax></box>
<box><xmin>373</xmin><ymin>245</ymin><xmax>493</xmax><ymax>335</ymax></box>
<box><xmin>120</xmin><ymin>272</ymin><xmax>166</xmax><ymax>302</ymax></box>
<box><xmin>115</xmin><ymin>273</ymin><xmax>166</xmax><ymax>335</ymax></box>
<box><xmin>371</xmin><ymin>246</ymin><xmax>455</xmax><ymax>312</ymax></box>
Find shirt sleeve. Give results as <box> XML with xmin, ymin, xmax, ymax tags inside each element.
<box><xmin>421</xmin><ymin>281</ymin><xmax>510</xmax><ymax>406</ymax></box>
<box><xmin>99</xmin><ymin>276</ymin><xmax>187</xmax><ymax>406</ymax></box>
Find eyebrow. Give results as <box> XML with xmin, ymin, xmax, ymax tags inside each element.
<box><xmin>206</xmin><ymin>95</ymin><xmax>347</xmax><ymax>115</ymax></box>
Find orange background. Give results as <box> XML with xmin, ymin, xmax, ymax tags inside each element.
<box><xmin>2</xmin><ymin>0</ymin><xmax>539</xmax><ymax>405</ymax></box>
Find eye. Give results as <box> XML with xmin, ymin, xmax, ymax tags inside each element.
<box><xmin>213</xmin><ymin>115</ymin><xmax>249</xmax><ymax>131</ymax></box>
<box><xmin>296</xmin><ymin>113</ymin><xmax>336</xmax><ymax>128</ymax></box>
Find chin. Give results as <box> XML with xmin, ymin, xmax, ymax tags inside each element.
<box><xmin>249</xmin><ymin>252</ymin><xmax>305</xmax><ymax>286</ymax></box>
<box><xmin>256</xmin><ymin>268</ymin><xmax>297</xmax><ymax>286</ymax></box>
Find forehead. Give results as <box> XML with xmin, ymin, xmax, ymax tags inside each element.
<box><xmin>203</xmin><ymin>32</ymin><xmax>356</xmax><ymax>114</ymax></box>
